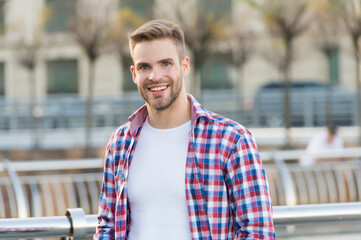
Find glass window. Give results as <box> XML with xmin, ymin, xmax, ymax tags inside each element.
<box><xmin>0</xmin><ymin>0</ymin><xmax>5</xmax><ymax>35</ymax></box>
<box><xmin>200</xmin><ymin>54</ymin><xmax>233</xmax><ymax>90</ymax></box>
<box><xmin>122</xmin><ymin>56</ymin><xmax>137</xmax><ymax>92</ymax></box>
<box><xmin>45</xmin><ymin>0</ymin><xmax>74</xmax><ymax>33</ymax></box>
<box><xmin>329</xmin><ymin>48</ymin><xmax>339</xmax><ymax>85</ymax></box>
<box><xmin>200</xmin><ymin>0</ymin><xmax>232</xmax><ymax>18</ymax></box>
<box><xmin>0</xmin><ymin>62</ymin><xmax>4</xmax><ymax>95</ymax></box>
<box><xmin>47</xmin><ymin>59</ymin><xmax>78</xmax><ymax>94</ymax></box>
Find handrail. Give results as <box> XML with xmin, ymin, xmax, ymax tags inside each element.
<box><xmin>0</xmin><ymin>203</ymin><xmax>361</xmax><ymax>239</ymax></box>
<box><xmin>260</xmin><ymin>147</ymin><xmax>361</xmax><ymax>161</ymax></box>
<box><xmin>1</xmin><ymin>148</ymin><xmax>361</xmax><ymax>218</ymax></box>
<box><xmin>0</xmin><ymin>158</ymin><xmax>103</xmax><ymax>172</ymax></box>
<box><xmin>0</xmin><ymin>158</ymin><xmax>104</xmax><ymax>218</ymax></box>
<box><xmin>273</xmin><ymin>202</ymin><xmax>361</xmax><ymax>225</ymax></box>
<box><xmin>260</xmin><ymin>147</ymin><xmax>361</xmax><ymax>206</ymax></box>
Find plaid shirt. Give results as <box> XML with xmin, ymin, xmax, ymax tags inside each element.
<box><xmin>94</xmin><ymin>95</ymin><xmax>275</xmax><ymax>240</ymax></box>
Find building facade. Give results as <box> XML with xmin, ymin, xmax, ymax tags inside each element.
<box><xmin>0</xmin><ymin>0</ymin><xmax>357</xmax><ymax>100</ymax></box>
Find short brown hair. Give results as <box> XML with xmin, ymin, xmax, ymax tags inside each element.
<box><xmin>129</xmin><ymin>19</ymin><xmax>185</xmax><ymax>60</ymax></box>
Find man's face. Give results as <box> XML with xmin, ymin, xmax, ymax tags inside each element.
<box><xmin>130</xmin><ymin>38</ymin><xmax>189</xmax><ymax>112</ymax></box>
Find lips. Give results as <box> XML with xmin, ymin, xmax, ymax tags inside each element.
<box><xmin>150</xmin><ymin>86</ymin><xmax>167</xmax><ymax>92</ymax></box>
<box><xmin>148</xmin><ymin>84</ymin><xmax>169</xmax><ymax>93</ymax></box>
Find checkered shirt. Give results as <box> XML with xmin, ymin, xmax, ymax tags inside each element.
<box><xmin>94</xmin><ymin>95</ymin><xmax>275</xmax><ymax>239</ymax></box>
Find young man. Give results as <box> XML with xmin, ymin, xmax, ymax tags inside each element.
<box><xmin>94</xmin><ymin>19</ymin><xmax>275</xmax><ymax>239</ymax></box>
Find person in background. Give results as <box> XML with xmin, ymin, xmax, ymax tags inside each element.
<box><xmin>300</xmin><ymin>124</ymin><xmax>344</xmax><ymax>167</ymax></box>
<box><xmin>94</xmin><ymin>19</ymin><xmax>275</xmax><ymax>239</ymax></box>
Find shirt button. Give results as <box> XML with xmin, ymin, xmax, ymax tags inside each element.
<box><xmin>121</xmin><ymin>176</ymin><xmax>126</xmax><ymax>182</ymax></box>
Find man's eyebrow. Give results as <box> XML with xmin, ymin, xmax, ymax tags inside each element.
<box><xmin>158</xmin><ymin>58</ymin><xmax>175</xmax><ymax>63</ymax></box>
<box><xmin>135</xmin><ymin>58</ymin><xmax>175</xmax><ymax>67</ymax></box>
<box><xmin>135</xmin><ymin>62</ymin><xmax>149</xmax><ymax>67</ymax></box>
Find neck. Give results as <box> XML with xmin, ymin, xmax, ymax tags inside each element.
<box><xmin>147</xmin><ymin>91</ymin><xmax>191</xmax><ymax>129</ymax></box>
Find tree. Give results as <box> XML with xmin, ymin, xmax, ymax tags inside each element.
<box><xmin>14</xmin><ymin>7</ymin><xmax>50</xmax><ymax>159</ymax></box>
<box><xmin>329</xmin><ymin>0</ymin><xmax>361</xmax><ymax>146</ymax></box>
<box><xmin>154</xmin><ymin>0</ymin><xmax>229</xmax><ymax>96</ymax></box>
<box><xmin>227</xmin><ymin>14</ymin><xmax>255</xmax><ymax>113</ymax></box>
<box><xmin>245</xmin><ymin>0</ymin><xmax>310</xmax><ymax>147</ymax></box>
<box><xmin>311</xmin><ymin>0</ymin><xmax>342</xmax><ymax>125</ymax></box>
<box><xmin>16</xmin><ymin>39</ymin><xmax>41</xmax><ymax>159</ymax></box>
<box><xmin>69</xmin><ymin>0</ymin><xmax>117</xmax><ymax>157</ymax></box>
<box><xmin>229</xmin><ymin>22</ymin><xmax>254</xmax><ymax>95</ymax></box>
<box><xmin>108</xmin><ymin>7</ymin><xmax>146</xmax><ymax>91</ymax></box>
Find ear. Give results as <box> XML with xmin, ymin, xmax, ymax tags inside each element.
<box><xmin>181</xmin><ymin>56</ymin><xmax>190</xmax><ymax>77</ymax></box>
<box><xmin>130</xmin><ymin>65</ymin><xmax>137</xmax><ymax>84</ymax></box>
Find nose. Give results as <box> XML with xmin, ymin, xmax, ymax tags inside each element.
<box><xmin>149</xmin><ymin>66</ymin><xmax>162</xmax><ymax>81</ymax></box>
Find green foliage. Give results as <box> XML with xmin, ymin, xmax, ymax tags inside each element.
<box><xmin>240</xmin><ymin>0</ymin><xmax>261</xmax><ymax>9</ymax></box>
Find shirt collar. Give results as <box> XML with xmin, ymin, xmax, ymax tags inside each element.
<box><xmin>128</xmin><ymin>94</ymin><xmax>211</xmax><ymax>135</ymax></box>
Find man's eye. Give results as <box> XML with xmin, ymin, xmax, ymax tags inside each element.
<box><xmin>163</xmin><ymin>62</ymin><xmax>171</xmax><ymax>66</ymax></box>
<box><xmin>139</xmin><ymin>65</ymin><xmax>149</xmax><ymax>70</ymax></box>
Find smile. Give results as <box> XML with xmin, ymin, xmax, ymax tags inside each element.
<box><xmin>149</xmin><ymin>85</ymin><xmax>167</xmax><ymax>92</ymax></box>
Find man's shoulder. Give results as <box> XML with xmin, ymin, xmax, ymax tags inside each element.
<box><xmin>107</xmin><ymin>121</ymin><xmax>132</xmax><ymax>145</ymax></box>
<box><xmin>198</xmin><ymin>111</ymin><xmax>259</xmax><ymax>154</ymax></box>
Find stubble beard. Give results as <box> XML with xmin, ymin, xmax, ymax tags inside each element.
<box><xmin>138</xmin><ymin>76</ymin><xmax>183</xmax><ymax>112</ymax></box>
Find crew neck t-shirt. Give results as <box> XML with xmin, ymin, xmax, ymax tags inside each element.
<box><xmin>127</xmin><ymin>118</ymin><xmax>192</xmax><ymax>240</ymax></box>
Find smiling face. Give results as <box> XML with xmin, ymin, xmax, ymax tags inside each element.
<box><xmin>130</xmin><ymin>38</ymin><xmax>189</xmax><ymax>112</ymax></box>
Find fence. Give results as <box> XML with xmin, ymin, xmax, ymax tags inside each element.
<box><xmin>0</xmin><ymin>158</ymin><xmax>103</xmax><ymax>219</ymax></box>
<box><xmin>1</xmin><ymin>148</ymin><xmax>361</xmax><ymax>219</ymax></box>
<box><xmin>0</xmin><ymin>90</ymin><xmax>358</xmax><ymax>131</ymax></box>
<box><xmin>1</xmin><ymin>203</ymin><xmax>361</xmax><ymax>239</ymax></box>
<box><xmin>261</xmin><ymin>148</ymin><xmax>361</xmax><ymax>206</ymax></box>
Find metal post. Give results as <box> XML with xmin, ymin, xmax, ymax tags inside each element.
<box><xmin>4</xmin><ymin>159</ymin><xmax>28</xmax><ymax>218</ymax></box>
<box><xmin>273</xmin><ymin>152</ymin><xmax>297</xmax><ymax>206</ymax></box>
<box><xmin>65</xmin><ymin>208</ymin><xmax>87</xmax><ymax>240</ymax></box>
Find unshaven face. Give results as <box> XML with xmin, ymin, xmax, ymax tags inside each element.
<box><xmin>130</xmin><ymin>38</ymin><xmax>189</xmax><ymax>112</ymax></box>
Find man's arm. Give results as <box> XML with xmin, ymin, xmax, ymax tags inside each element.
<box><xmin>224</xmin><ymin>131</ymin><xmax>275</xmax><ymax>239</ymax></box>
<box><xmin>94</xmin><ymin>150</ymin><xmax>116</xmax><ymax>239</ymax></box>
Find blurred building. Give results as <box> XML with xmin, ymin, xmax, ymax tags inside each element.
<box><xmin>0</xmin><ymin>0</ymin><xmax>357</xmax><ymax>100</ymax></box>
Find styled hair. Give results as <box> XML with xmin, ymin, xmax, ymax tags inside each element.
<box><xmin>327</xmin><ymin>124</ymin><xmax>337</xmax><ymax>135</ymax></box>
<box><xmin>129</xmin><ymin>19</ymin><xmax>185</xmax><ymax>60</ymax></box>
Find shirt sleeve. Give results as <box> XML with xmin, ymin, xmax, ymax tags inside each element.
<box><xmin>224</xmin><ymin>131</ymin><xmax>275</xmax><ymax>239</ymax></box>
<box><xmin>94</xmin><ymin>145</ymin><xmax>116</xmax><ymax>239</ymax></box>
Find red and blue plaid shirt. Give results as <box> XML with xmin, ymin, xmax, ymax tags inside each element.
<box><xmin>95</xmin><ymin>95</ymin><xmax>275</xmax><ymax>239</ymax></box>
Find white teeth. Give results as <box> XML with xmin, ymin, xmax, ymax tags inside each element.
<box><xmin>150</xmin><ymin>86</ymin><xmax>167</xmax><ymax>92</ymax></box>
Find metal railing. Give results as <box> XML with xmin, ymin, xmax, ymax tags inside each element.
<box><xmin>0</xmin><ymin>90</ymin><xmax>358</xmax><ymax>132</ymax></box>
<box><xmin>261</xmin><ymin>147</ymin><xmax>361</xmax><ymax>206</ymax></box>
<box><xmin>1</xmin><ymin>203</ymin><xmax>361</xmax><ymax>239</ymax></box>
<box><xmin>1</xmin><ymin>148</ymin><xmax>361</xmax><ymax>219</ymax></box>
<box><xmin>0</xmin><ymin>158</ymin><xmax>104</xmax><ymax>219</ymax></box>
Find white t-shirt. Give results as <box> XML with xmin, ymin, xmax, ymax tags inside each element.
<box><xmin>127</xmin><ymin>118</ymin><xmax>192</xmax><ymax>240</ymax></box>
<box><xmin>300</xmin><ymin>130</ymin><xmax>344</xmax><ymax>166</ymax></box>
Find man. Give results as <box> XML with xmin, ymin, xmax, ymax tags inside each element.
<box><xmin>94</xmin><ymin>19</ymin><xmax>275</xmax><ymax>239</ymax></box>
<box><xmin>300</xmin><ymin>124</ymin><xmax>344</xmax><ymax>166</ymax></box>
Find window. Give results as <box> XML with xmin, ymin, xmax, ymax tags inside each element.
<box><xmin>122</xmin><ymin>56</ymin><xmax>137</xmax><ymax>92</ymax></box>
<box><xmin>0</xmin><ymin>62</ymin><xmax>4</xmax><ymax>95</ymax></box>
<box><xmin>0</xmin><ymin>0</ymin><xmax>6</xmax><ymax>35</ymax></box>
<box><xmin>47</xmin><ymin>59</ymin><xmax>78</xmax><ymax>94</ymax></box>
<box><xmin>200</xmin><ymin>54</ymin><xmax>233</xmax><ymax>90</ymax></box>
<box><xmin>328</xmin><ymin>48</ymin><xmax>339</xmax><ymax>85</ymax></box>
<box><xmin>199</xmin><ymin>0</ymin><xmax>232</xmax><ymax>18</ymax></box>
<box><xmin>45</xmin><ymin>0</ymin><xmax>74</xmax><ymax>33</ymax></box>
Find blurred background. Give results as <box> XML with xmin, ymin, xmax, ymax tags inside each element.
<box><xmin>0</xmin><ymin>0</ymin><xmax>360</xmax><ymax>159</ymax></box>
<box><xmin>0</xmin><ymin>0</ymin><xmax>361</xmax><ymax>238</ymax></box>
